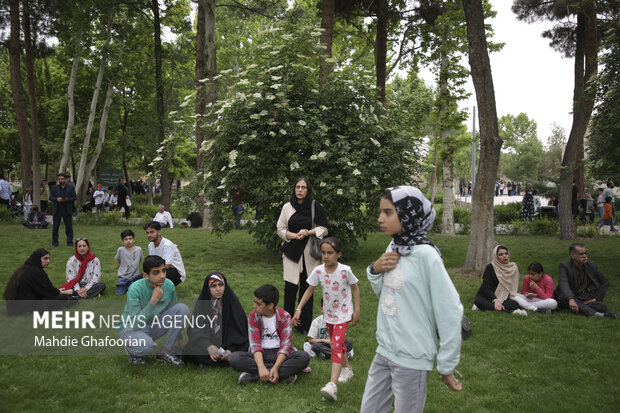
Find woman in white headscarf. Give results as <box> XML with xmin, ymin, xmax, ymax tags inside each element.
<box><xmin>473</xmin><ymin>245</ymin><xmax>525</xmax><ymax>315</ymax></box>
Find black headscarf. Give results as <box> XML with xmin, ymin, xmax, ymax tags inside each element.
<box><xmin>3</xmin><ymin>248</ymin><xmax>50</xmax><ymax>301</ymax></box>
<box><xmin>282</xmin><ymin>178</ymin><xmax>328</xmax><ymax>262</ymax></box>
<box><xmin>384</xmin><ymin>186</ymin><xmax>440</xmax><ymax>256</ymax></box>
<box><xmin>185</xmin><ymin>272</ymin><xmax>248</xmax><ymax>354</ymax></box>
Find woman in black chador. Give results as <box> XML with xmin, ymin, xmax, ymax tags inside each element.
<box><xmin>184</xmin><ymin>272</ymin><xmax>248</xmax><ymax>367</ymax></box>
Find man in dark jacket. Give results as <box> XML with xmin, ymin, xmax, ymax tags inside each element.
<box><xmin>116</xmin><ymin>178</ymin><xmax>130</xmax><ymax>219</ymax></box>
<box><xmin>49</xmin><ymin>173</ymin><xmax>76</xmax><ymax>247</ymax></box>
<box><xmin>22</xmin><ymin>205</ymin><xmax>48</xmax><ymax>229</ymax></box>
<box><xmin>554</xmin><ymin>243</ymin><xmax>615</xmax><ymax>318</ymax></box>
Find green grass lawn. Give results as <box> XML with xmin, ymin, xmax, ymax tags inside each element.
<box><xmin>0</xmin><ymin>223</ymin><xmax>618</xmax><ymax>412</ymax></box>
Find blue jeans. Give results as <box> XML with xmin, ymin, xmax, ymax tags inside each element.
<box><xmin>120</xmin><ymin>303</ymin><xmax>190</xmax><ymax>356</ymax></box>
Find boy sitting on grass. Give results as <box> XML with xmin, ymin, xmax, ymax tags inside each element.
<box><xmin>115</xmin><ymin>229</ymin><xmax>144</xmax><ymax>295</ymax></box>
<box><xmin>228</xmin><ymin>284</ymin><xmax>310</xmax><ymax>384</ymax></box>
<box><xmin>116</xmin><ymin>255</ymin><xmax>189</xmax><ymax>365</ymax></box>
<box><xmin>304</xmin><ymin>302</ymin><xmax>354</xmax><ymax>361</ymax></box>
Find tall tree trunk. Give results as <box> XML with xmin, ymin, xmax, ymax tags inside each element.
<box><xmin>9</xmin><ymin>0</ymin><xmax>32</xmax><ymax>194</ymax></box>
<box><xmin>558</xmin><ymin>4</ymin><xmax>597</xmax><ymax>240</ymax></box>
<box><xmin>438</xmin><ymin>43</ymin><xmax>455</xmax><ymax>236</ymax></box>
<box><xmin>461</xmin><ymin>0</ymin><xmax>502</xmax><ymax>274</ymax></box>
<box><xmin>195</xmin><ymin>0</ymin><xmax>216</xmax><ymax>168</ymax></box>
<box><xmin>76</xmin><ymin>9</ymin><xmax>113</xmax><ymax>204</ymax></box>
<box><xmin>23</xmin><ymin>0</ymin><xmax>40</xmax><ymax>208</ymax></box>
<box><xmin>58</xmin><ymin>30</ymin><xmax>82</xmax><ymax>175</ymax></box>
<box><xmin>430</xmin><ymin>140</ymin><xmax>438</xmax><ymax>204</ymax></box>
<box><xmin>442</xmin><ymin>158</ymin><xmax>456</xmax><ymax>236</ymax></box>
<box><xmin>81</xmin><ymin>81</ymin><xmax>115</xmax><ymax>195</ymax></box>
<box><xmin>152</xmin><ymin>0</ymin><xmax>171</xmax><ymax>209</ymax></box>
<box><xmin>196</xmin><ymin>0</ymin><xmax>217</xmax><ymax>228</ymax></box>
<box><xmin>319</xmin><ymin>0</ymin><xmax>335</xmax><ymax>83</ymax></box>
<box><xmin>375</xmin><ymin>0</ymin><xmax>388</xmax><ymax>103</ymax></box>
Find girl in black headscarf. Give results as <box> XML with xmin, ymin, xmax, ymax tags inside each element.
<box><xmin>184</xmin><ymin>272</ymin><xmax>248</xmax><ymax>367</ymax></box>
<box><xmin>4</xmin><ymin>248</ymin><xmax>73</xmax><ymax>315</ymax></box>
<box><xmin>276</xmin><ymin>177</ymin><xmax>328</xmax><ymax>334</ymax></box>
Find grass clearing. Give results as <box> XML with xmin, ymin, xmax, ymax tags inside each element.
<box><xmin>0</xmin><ymin>223</ymin><xmax>618</xmax><ymax>412</ymax></box>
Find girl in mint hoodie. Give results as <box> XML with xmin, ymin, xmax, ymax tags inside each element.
<box><xmin>361</xmin><ymin>186</ymin><xmax>463</xmax><ymax>413</ymax></box>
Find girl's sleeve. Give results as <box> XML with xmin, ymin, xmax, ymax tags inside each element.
<box><xmin>428</xmin><ymin>253</ymin><xmax>463</xmax><ymax>375</ymax></box>
<box><xmin>347</xmin><ymin>267</ymin><xmax>359</xmax><ymax>285</ymax></box>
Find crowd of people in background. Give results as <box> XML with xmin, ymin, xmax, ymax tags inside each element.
<box><xmin>495</xmin><ymin>179</ymin><xmax>522</xmax><ymax>197</ymax></box>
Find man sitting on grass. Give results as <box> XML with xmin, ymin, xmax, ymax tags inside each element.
<box><xmin>144</xmin><ymin>221</ymin><xmax>186</xmax><ymax>286</ymax></box>
<box><xmin>22</xmin><ymin>205</ymin><xmax>48</xmax><ymax>229</ymax></box>
<box><xmin>228</xmin><ymin>284</ymin><xmax>310</xmax><ymax>384</ymax></box>
<box><xmin>554</xmin><ymin>243</ymin><xmax>615</xmax><ymax>319</ymax></box>
<box><xmin>116</xmin><ymin>255</ymin><xmax>189</xmax><ymax>365</ymax></box>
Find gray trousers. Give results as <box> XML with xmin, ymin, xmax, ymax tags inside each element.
<box><xmin>361</xmin><ymin>353</ymin><xmax>428</xmax><ymax>413</ymax></box>
<box><xmin>120</xmin><ymin>303</ymin><xmax>189</xmax><ymax>356</ymax></box>
<box><xmin>228</xmin><ymin>348</ymin><xmax>310</xmax><ymax>379</ymax></box>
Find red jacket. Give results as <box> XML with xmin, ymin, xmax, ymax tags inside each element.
<box><xmin>521</xmin><ymin>274</ymin><xmax>554</xmax><ymax>299</ymax></box>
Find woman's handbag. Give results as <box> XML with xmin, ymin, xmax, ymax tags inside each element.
<box><xmin>309</xmin><ymin>200</ymin><xmax>322</xmax><ymax>260</ymax></box>
<box><xmin>125</xmin><ymin>196</ymin><xmax>132</xmax><ymax>207</ymax></box>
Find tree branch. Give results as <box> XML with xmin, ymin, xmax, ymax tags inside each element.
<box><xmin>387</xmin><ymin>24</ymin><xmax>413</xmax><ymax>76</ymax></box>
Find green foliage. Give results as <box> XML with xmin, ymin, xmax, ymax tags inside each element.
<box><xmin>196</xmin><ymin>23</ymin><xmax>421</xmax><ymax>252</ymax></box>
<box><xmin>576</xmin><ymin>223</ymin><xmax>602</xmax><ymax>238</ymax></box>
<box><xmin>432</xmin><ymin>192</ymin><xmax>444</xmax><ymax>204</ymax></box>
<box><xmin>431</xmin><ymin>205</ymin><xmax>471</xmax><ymax>234</ymax></box>
<box><xmin>538</xmin><ymin>123</ymin><xmax>566</xmax><ymax>185</ymax></box>
<box><xmin>454</xmin><ymin>206</ymin><xmax>472</xmax><ymax>225</ymax></box>
<box><xmin>498</xmin><ymin>113</ymin><xmax>544</xmax><ymax>183</ymax></box>
<box><xmin>74</xmin><ymin>211</ymin><xmax>126</xmax><ymax>226</ymax></box>
<box><xmin>507</xmin><ymin>217</ymin><xmax>559</xmax><ymax>236</ymax></box>
<box><xmin>130</xmin><ymin>203</ymin><xmax>159</xmax><ymax>219</ymax></box>
<box><xmin>0</xmin><ymin>206</ymin><xmax>19</xmax><ymax>223</ymax></box>
<box><xmin>493</xmin><ymin>202</ymin><xmax>522</xmax><ymax>224</ymax></box>
<box><xmin>587</xmin><ymin>13</ymin><xmax>620</xmax><ymax>183</ymax></box>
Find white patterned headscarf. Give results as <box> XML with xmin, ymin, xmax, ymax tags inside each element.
<box><xmin>385</xmin><ymin>186</ymin><xmax>439</xmax><ymax>256</ymax></box>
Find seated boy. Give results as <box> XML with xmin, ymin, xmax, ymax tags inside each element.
<box><xmin>115</xmin><ymin>229</ymin><xmax>144</xmax><ymax>295</ymax></box>
<box><xmin>304</xmin><ymin>302</ymin><xmax>354</xmax><ymax>361</ymax></box>
<box><xmin>116</xmin><ymin>255</ymin><xmax>189</xmax><ymax>365</ymax></box>
<box><xmin>228</xmin><ymin>284</ymin><xmax>310</xmax><ymax>384</ymax></box>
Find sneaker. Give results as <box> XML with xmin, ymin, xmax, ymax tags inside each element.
<box><xmin>238</xmin><ymin>372</ymin><xmax>259</xmax><ymax>385</ymax></box>
<box><xmin>286</xmin><ymin>374</ymin><xmax>298</xmax><ymax>384</ymax></box>
<box><xmin>512</xmin><ymin>309</ymin><xmax>527</xmax><ymax>317</ymax></box>
<box><xmin>472</xmin><ymin>304</ymin><xmax>479</xmax><ymax>311</ymax></box>
<box><xmin>338</xmin><ymin>366</ymin><xmax>354</xmax><ymax>383</ymax></box>
<box><xmin>605</xmin><ymin>312</ymin><xmax>616</xmax><ymax>319</ymax></box>
<box><xmin>301</xmin><ymin>366</ymin><xmax>313</xmax><ymax>373</ymax></box>
<box><xmin>156</xmin><ymin>352</ymin><xmax>183</xmax><ymax>365</ymax></box>
<box><xmin>128</xmin><ymin>354</ymin><xmax>145</xmax><ymax>365</ymax></box>
<box><xmin>317</xmin><ymin>352</ymin><xmax>327</xmax><ymax>360</ymax></box>
<box><xmin>346</xmin><ymin>348</ymin><xmax>354</xmax><ymax>361</ymax></box>
<box><xmin>303</xmin><ymin>342</ymin><xmax>316</xmax><ymax>357</ymax></box>
<box><xmin>537</xmin><ymin>308</ymin><xmax>552</xmax><ymax>314</ymax></box>
<box><xmin>320</xmin><ymin>382</ymin><xmax>338</xmax><ymax>401</ymax></box>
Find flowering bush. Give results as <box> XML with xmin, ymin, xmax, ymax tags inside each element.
<box><xmin>195</xmin><ymin>22</ymin><xmax>422</xmax><ymax>252</ymax></box>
